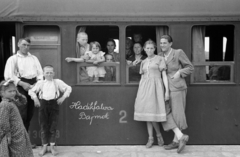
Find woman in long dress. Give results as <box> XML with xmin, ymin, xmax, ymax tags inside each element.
<box><xmin>134</xmin><ymin>40</ymin><xmax>169</xmax><ymax>148</ymax></box>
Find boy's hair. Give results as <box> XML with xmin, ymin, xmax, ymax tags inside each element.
<box><xmin>0</xmin><ymin>80</ymin><xmax>15</xmax><ymax>96</ymax></box>
<box><xmin>18</xmin><ymin>37</ymin><xmax>31</xmax><ymax>45</ymax></box>
<box><xmin>43</xmin><ymin>65</ymin><xmax>54</xmax><ymax>71</ymax></box>
<box><xmin>77</xmin><ymin>32</ymin><xmax>88</xmax><ymax>38</ymax></box>
<box><xmin>89</xmin><ymin>41</ymin><xmax>101</xmax><ymax>51</ymax></box>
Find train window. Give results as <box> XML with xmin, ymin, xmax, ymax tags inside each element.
<box><xmin>191</xmin><ymin>25</ymin><xmax>234</xmax><ymax>84</ymax></box>
<box><xmin>126</xmin><ymin>26</ymin><xmax>169</xmax><ymax>84</ymax></box>
<box><xmin>73</xmin><ymin>26</ymin><xmax>120</xmax><ymax>84</ymax></box>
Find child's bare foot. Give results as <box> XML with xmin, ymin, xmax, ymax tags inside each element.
<box><xmin>50</xmin><ymin>145</ymin><xmax>58</xmax><ymax>156</ymax></box>
<box><xmin>38</xmin><ymin>145</ymin><xmax>47</xmax><ymax>156</ymax></box>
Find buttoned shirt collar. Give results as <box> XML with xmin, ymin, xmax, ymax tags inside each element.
<box><xmin>16</xmin><ymin>51</ymin><xmax>32</xmax><ymax>57</ymax></box>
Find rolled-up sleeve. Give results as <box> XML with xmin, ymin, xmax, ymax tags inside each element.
<box><xmin>56</xmin><ymin>79</ymin><xmax>72</xmax><ymax>98</ymax></box>
<box><xmin>4</xmin><ymin>56</ymin><xmax>21</xmax><ymax>86</ymax></box>
<box><xmin>33</xmin><ymin>56</ymin><xmax>43</xmax><ymax>81</ymax></box>
<box><xmin>28</xmin><ymin>81</ymin><xmax>42</xmax><ymax>99</ymax></box>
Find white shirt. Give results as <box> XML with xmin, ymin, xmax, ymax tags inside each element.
<box><xmin>28</xmin><ymin>79</ymin><xmax>72</xmax><ymax>100</ymax></box>
<box><xmin>164</xmin><ymin>48</ymin><xmax>172</xmax><ymax>61</ymax></box>
<box><xmin>4</xmin><ymin>51</ymin><xmax>43</xmax><ymax>85</ymax></box>
<box><xmin>85</xmin><ymin>51</ymin><xmax>105</xmax><ymax>60</ymax></box>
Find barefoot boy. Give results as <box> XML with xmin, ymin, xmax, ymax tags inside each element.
<box><xmin>28</xmin><ymin>65</ymin><xmax>72</xmax><ymax>156</ymax></box>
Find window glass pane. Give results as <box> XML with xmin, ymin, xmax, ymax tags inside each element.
<box><xmin>206</xmin><ymin>25</ymin><xmax>234</xmax><ymax>61</ymax></box>
<box><xmin>12</xmin><ymin>36</ymin><xmax>16</xmax><ymax>54</ymax></box>
<box><xmin>77</xmin><ymin>62</ymin><xmax>119</xmax><ymax>84</ymax></box>
<box><xmin>223</xmin><ymin>37</ymin><xmax>227</xmax><ymax>60</ymax></box>
<box><xmin>193</xmin><ymin>64</ymin><xmax>232</xmax><ymax>82</ymax></box>
<box><xmin>71</xmin><ymin>26</ymin><xmax>120</xmax><ymax>84</ymax></box>
<box><xmin>204</xmin><ymin>37</ymin><xmax>209</xmax><ymax>60</ymax></box>
<box><xmin>191</xmin><ymin>25</ymin><xmax>234</xmax><ymax>83</ymax></box>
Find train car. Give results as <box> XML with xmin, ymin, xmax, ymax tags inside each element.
<box><xmin>1</xmin><ymin>0</ymin><xmax>240</xmax><ymax>145</ymax></box>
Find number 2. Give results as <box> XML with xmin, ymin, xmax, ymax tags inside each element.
<box><xmin>119</xmin><ymin>110</ymin><xmax>127</xmax><ymax>123</ymax></box>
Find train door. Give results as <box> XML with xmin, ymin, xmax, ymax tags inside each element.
<box><xmin>24</xmin><ymin>26</ymin><xmax>61</xmax><ymax>78</ymax></box>
<box><xmin>23</xmin><ymin>25</ymin><xmax>61</xmax><ymax>143</ymax></box>
<box><xmin>0</xmin><ymin>23</ymin><xmax>15</xmax><ymax>81</ymax></box>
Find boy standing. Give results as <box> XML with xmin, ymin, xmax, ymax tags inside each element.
<box><xmin>28</xmin><ymin>65</ymin><xmax>72</xmax><ymax>156</ymax></box>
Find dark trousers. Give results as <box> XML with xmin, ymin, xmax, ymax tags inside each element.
<box><xmin>17</xmin><ymin>77</ymin><xmax>37</xmax><ymax>131</ymax></box>
<box><xmin>39</xmin><ymin>99</ymin><xmax>59</xmax><ymax>145</ymax></box>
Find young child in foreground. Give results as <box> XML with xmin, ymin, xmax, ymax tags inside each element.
<box><xmin>0</xmin><ymin>80</ymin><xmax>34</xmax><ymax>157</ymax></box>
<box><xmin>28</xmin><ymin>65</ymin><xmax>72</xmax><ymax>156</ymax></box>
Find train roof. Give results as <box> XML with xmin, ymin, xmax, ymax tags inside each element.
<box><xmin>1</xmin><ymin>0</ymin><xmax>240</xmax><ymax>22</ymax></box>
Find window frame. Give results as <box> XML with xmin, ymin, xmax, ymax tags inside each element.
<box><xmin>190</xmin><ymin>61</ymin><xmax>235</xmax><ymax>84</ymax></box>
<box><xmin>125</xmin><ymin>25</ymin><xmax>170</xmax><ymax>85</ymax></box>
<box><xmin>77</xmin><ymin>62</ymin><xmax>120</xmax><ymax>85</ymax></box>
<box><xmin>74</xmin><ymin>25</ymin><xmax>121</xmax><ymax>85</ymax></box>
<box><xmin>190</xmin><ymin>24</ymin><xmax>236</xmax><ymax>85</ymax></box>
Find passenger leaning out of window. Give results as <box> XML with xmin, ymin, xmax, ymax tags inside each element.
<box><xmin>65</xmin><ymin>31</ymin><xmax>90</xmax><ymax>62</ymax></box>
<box><xmin>65</xmin><ymin>31</ymin><xmax>90</xmax><ymax>82</ymax></box>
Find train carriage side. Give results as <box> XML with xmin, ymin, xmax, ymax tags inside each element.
<box><xmin>0</xmin><ymin>0</ymin><xmax>240</xmax><ymax>145</ymax></box>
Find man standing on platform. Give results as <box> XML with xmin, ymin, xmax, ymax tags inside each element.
<box><xmin>4</xmin><ymin>37</ymin><xmax>43</xmax><ymax>148</ymax></box>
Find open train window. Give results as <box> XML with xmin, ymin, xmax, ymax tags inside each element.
<box><xmin>191</xmin><ymin>25</ymin><xmax>234</xmax><ymax>84</ymax></box>
<box><xmin>126</xmin><ymin>26</ymin><xmax>169</xmax><ymax>84</ymax></box>
<box><xmin>73</xmin><ymin>26</ymin><xmax>120</xmax><ymax>84</ymax></box>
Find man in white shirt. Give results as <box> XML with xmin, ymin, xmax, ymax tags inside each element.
<box><xmin>28</xmin><ymin>65</ymin><xmax>72</xmax><ymax>156</ymax></box>
<box><xmin>4</xmin><ymin>37</ymin><xmax>43</xmax><ymax>141</ymax></box>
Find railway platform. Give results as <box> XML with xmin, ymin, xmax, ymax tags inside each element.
<box><xmin>33</xmin><ymin>145</ymin><xmax>240</xmax><ymax>157</ymax></box>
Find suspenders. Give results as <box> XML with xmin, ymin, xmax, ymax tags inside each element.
<box><xmin>14</xmin><ymin>54</ymin><xmax>21</xmax><ymax>78</ymax></box>
<box><xmin>14</xmin><ymin>53</ymin><xmax>37</xmax><ymax>78</ymax></box>
<box><xmin>39</xmin><ymin>80</ymin><xmax>59</xmax><ymax>100</ymax></box>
